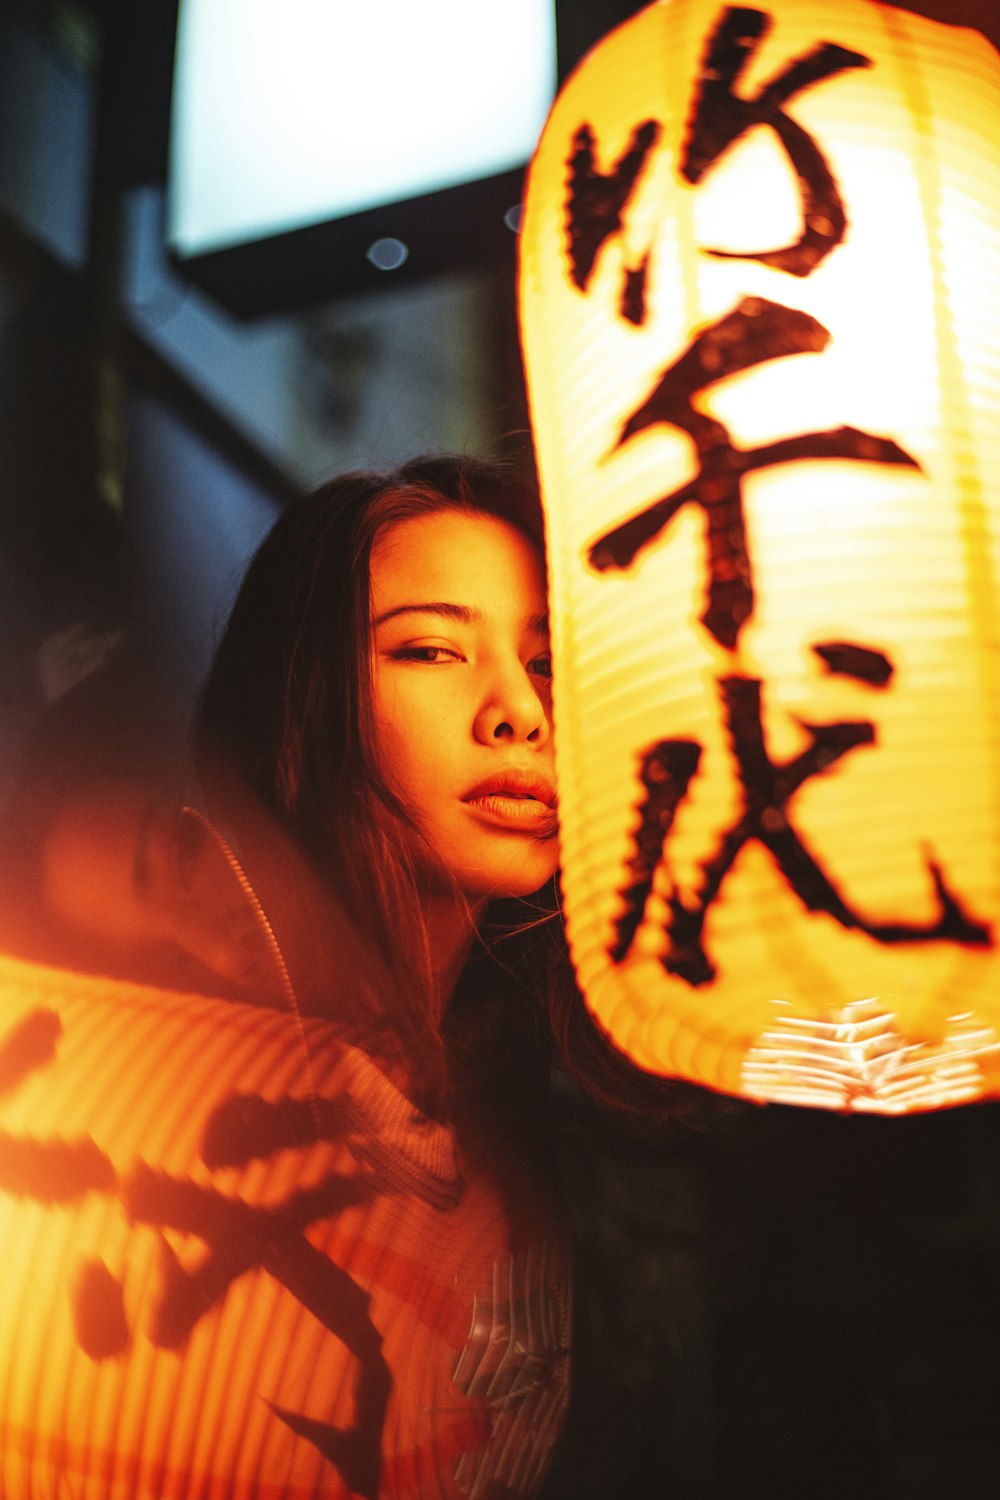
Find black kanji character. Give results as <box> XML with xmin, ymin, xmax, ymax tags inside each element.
<box><xmin>121</xmin><ymin>1093</ymin><xmax>391</xmax><ymax>1500</ymax></box>
<box><xmin>620</xmin><ymin>251</ymin><xmax>651</xmax><ymax>326</ymax></box>
<box><xmin>610</xmin><ymin>740</ymin><xmax>701</xmax><ymax>965</ymax></box>
<box><xmin>566</xmin><ymin>119</ymin><xmax>660</xmax><ymax>293</ymax></box>
<box><xmin>589</xmin><ymin>297</ymin><xmax>919</xmax><ymax>650</ymax></box>
<box><xmin>682</xmin><ymin>6</ymin><xmax>871</xmax><ymax>275</ymax></box>
<box><xmin>0</xmin><ymin>1009</ymin><xmax>124</xmax><ymax>1353</ymax></box>
<box><xmin>612</xmin><ymin>657</ymin><xmax>991</xmax><ymax>981</ymax></box>
<box><xmin>73</xmin><ymin>1259</ymin><xmax>130</xmax><ymax>1359</ymax></box>
<box><xmin>0</xmin><ymin>1010</ymin><xmax>116</xmax><ymax>1200</ymax></box>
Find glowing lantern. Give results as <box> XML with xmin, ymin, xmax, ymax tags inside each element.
<box><xmin>519</xmin><ymin>0</ymin><xmax>1000</xmax><ymax>1111</ymax></box>
<box><xmin>0</xmin><ymin>954</ymin><xmax>568</xmax><ymax>1498</ymax></box>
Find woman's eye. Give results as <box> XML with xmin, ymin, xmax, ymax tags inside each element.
<box><xmin>391</xmin><ymin>645</ymin><xmax>462</xmax><ymax>664</ymax></box>
<box><xmin>529</xmin><ymin>652</ymin><xmax>553</xmax><ymax>680</ymax></box>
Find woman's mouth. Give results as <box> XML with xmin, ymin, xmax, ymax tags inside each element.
<box><xmin>465</xmin><ymin>793</ymin><xmax>558</xmax><ymax>830</ymax></box>
<box><xmin>462</xmin><ymin>772</ymin><xmax>558</xmax><ymax>832</ymax></box>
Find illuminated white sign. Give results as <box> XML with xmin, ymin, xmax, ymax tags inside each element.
<box><xmin>169</xmin><ymin>0</ymin><xmax>557</xmax><ymax>256</ymax></box>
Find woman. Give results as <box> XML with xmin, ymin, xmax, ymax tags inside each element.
<box><xmin>189</xmin><ymin>455</ymin><xmax>575</xmax><ymax>1499</ymax></box>
<box><xmin>197</xmin><ymin>456</ymin><xmax>561</xmax><ymax>1091</ymax></box>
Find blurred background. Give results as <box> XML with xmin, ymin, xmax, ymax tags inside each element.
<box><xmin>1</xmin><ymin>1</ymin><xmax>999</xmax><ymax>1495</ymax></box>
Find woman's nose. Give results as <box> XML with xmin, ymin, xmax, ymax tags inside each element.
<box><xmin>473</xmin><ymin>665</ymin><xmax>551</xmax><ymax>747</ymax></box>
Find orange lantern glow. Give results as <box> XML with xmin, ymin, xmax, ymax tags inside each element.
<box><xmin>519</xmin><ymin>0</ymin><xmax>1000</xmax><ymax>1111</ymax></box>
<box><xmin>0</xmin><ymin>954</ymin><xmax>568</xmax><ymax>1498</ymax></box>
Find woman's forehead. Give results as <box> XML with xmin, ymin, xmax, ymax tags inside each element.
<box><xmin>370</xmin><ymin>509</ymin><xmax>547</xmax><ymax>616</ymax></box>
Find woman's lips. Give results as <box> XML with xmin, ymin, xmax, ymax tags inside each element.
<box><xmin>464</xmin><ymin>793</ymin><xmax>558</xmax><ymax>830</ymax></box>
<box><xmin>463</xmin><ymin>771</ymin><xmax>556</xmax><ymax>806</ymax></box>
<box><xmin>462</xmin><ymin>771</ymin><xmax>558</xmax><ymax>831</ymax></box>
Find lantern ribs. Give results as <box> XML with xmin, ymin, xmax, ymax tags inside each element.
<box><xmin>0</xmin><ymin>1030</ymin><xmax>402</xmax><ymax>1500</ymax></box>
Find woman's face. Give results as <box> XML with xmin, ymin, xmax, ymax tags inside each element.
<box><xmin>370</xmin><ymin>508</ymin><xmax>559</xmax><ymax>904</ymax></box>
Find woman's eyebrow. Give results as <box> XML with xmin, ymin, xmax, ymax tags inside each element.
<box><xmin>373</xmin><ymin>603</ymin><xmax>549</xmax><ymax>633</ymax></box>
<box><xmin>373</xmin><ymin>602</ymin><xmax>483</xmax><ymax>627</ymax></box>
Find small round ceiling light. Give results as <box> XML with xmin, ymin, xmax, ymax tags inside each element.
<box><xmin>366</xmin><ymin>236</ymin><xmax>409</xmax><ymax>271</ymax></box>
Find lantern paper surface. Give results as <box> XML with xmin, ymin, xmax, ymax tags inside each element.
<box><xmin>0</xmin><ymin>954</ymin><xmax>568</xmax><ymax>1498</ymax></box>
<box><xmin>519</xmin><ymin>0</ymin><xmax>1000</xmax><ymax>1110</ymax></box>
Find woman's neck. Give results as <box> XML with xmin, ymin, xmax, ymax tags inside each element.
<box><xmin>422</xmin><ymin>894</ymin><xmax>481</xmax><ymax>1019</ymax></box>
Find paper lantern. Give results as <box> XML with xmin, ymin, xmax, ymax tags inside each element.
<box><xmin>0</xmin><ymin>954</ymin><xmax>568</xmax><ymax>1498</ymax></box>
<box><xmin>519</xmin><ymin>0</ymin><xmax>1000</xmax><ymax>1111</ymax></box>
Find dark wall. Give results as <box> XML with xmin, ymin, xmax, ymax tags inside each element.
<box><xmin>123</xmin><ymin>384</ymin><xmax>281</xmax><ymax>711</ymax></box>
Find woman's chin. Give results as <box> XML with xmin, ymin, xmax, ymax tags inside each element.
<box><xmin>458</xmin><ymin>853</ymin><xmax>560</xmax><ymax>905</ymax></box>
